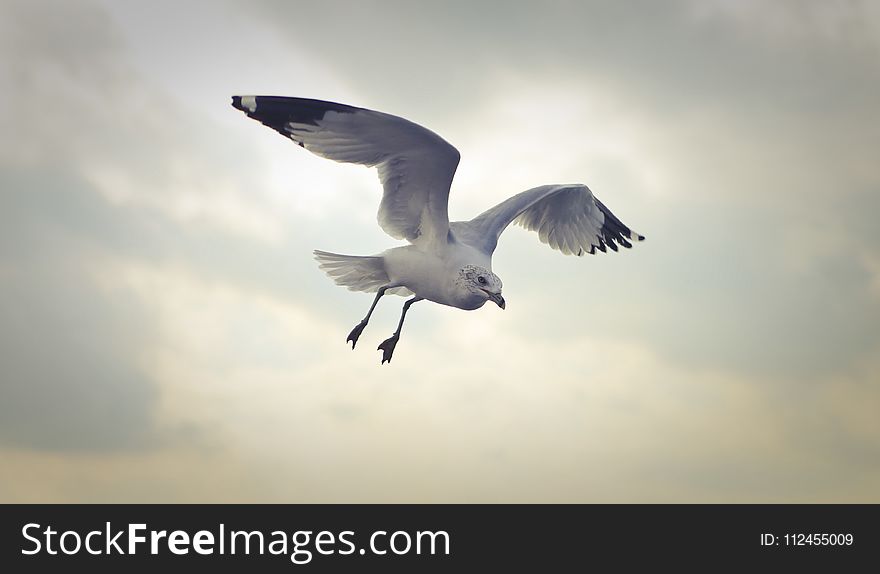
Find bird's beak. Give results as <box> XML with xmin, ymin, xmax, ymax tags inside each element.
<box><xmin>488</xmin><ymin>292</ymin><xmax>505</xmax><ymax>310</ymax></box>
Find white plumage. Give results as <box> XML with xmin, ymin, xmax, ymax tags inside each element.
<box><xmin>232</xmin><ymin>96</ymin><xmax>644</xmax><ymax>363</ymax></box>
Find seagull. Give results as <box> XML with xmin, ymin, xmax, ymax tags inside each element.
<box><xmin>232</xmin><ymin>96</ymin><xmax>644</xmax><ymax>364</ymax></box>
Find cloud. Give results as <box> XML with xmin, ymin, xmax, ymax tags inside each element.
<box><xmin>0</xmin><ymin>445</ymin><xmax>280</xmax><ymax>502</ymax></box>
<box><xmin>1</xmin><ymin>0</ymin><xmax>878</xmax><ymax>502</ymax></box>
<box><xmin>0</xmin><ymin>174</ymin><xmax>160</xmax><ymax>451</ymax></box>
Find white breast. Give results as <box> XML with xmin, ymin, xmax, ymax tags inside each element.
<box><xmin>382</xmin><ymin>244</ymin><xmax>492</xmax><ymax>309</ymax></box>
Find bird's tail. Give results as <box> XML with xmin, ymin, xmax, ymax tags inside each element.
<box><xmin>313</xmin><ymin>250</ymin><xmax>411</xmax><ymax>295</ymax></box>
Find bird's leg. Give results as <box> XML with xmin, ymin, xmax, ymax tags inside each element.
<box><xmin>378</xmin><ymin>296</ymin><xmax>423</xmax><ymax>364</ymax></box>
<box><xmin>347</xmin><ymin>286</ymin><xmax>388</xmax><ymax>349</ymax></box>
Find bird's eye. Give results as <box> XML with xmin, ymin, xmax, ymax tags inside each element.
<box><xmin>477</xmin><ymin>276</ymin><xmax>486</xmax><ymax>285</ymax></box>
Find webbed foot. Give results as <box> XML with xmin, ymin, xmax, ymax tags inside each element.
<box><xmin>346</xmin><ymin>320</ymin><xmax>368</xmax><ymax>349</ymax></box>
<box><xmin>377</xmin><ymin>334</ymin><xmax>400</xmax><ymax>364</ymax></box>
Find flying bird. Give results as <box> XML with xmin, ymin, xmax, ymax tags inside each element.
<box><xmin>232</xmin><ymin>96</ymin><xmax>644</xmax><ymax>364</ymax></box>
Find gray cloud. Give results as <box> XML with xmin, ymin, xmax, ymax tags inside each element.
<box><xmin>237</xmin><ymin>0</ymin><xmax>880</xmax><ymax>380</ymax></box>
<box><xmin>0</xmin><ymin>172</ymin><xmax>160</xmax><ymax>451</ymax></box>
<box><xmin>499</xmin><ymin>192</ymin><xmax>880</xmax><ymax>380</ymax></box>
<box><xmin>1</xmin><ymin>0</ymin><xmax>878</xmax><ymax>501</ymax></box>
<box><xmin>244</xmin><ymin>1</ymin><xmax>879</xmax><ymax>120</ymax></box>
<box><xmin>0</xmin><ymin>0</ymin><xmax>381</xmax><ymax>452</ymax></box>
<box><xmin>0</xmin><ymin>1</ymin><xmax>161</xmax><ymax>451</ymax></box>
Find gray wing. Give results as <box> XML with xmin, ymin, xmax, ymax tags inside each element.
<box><xmin>232</xmin><ymin>96</ymin><xmax>460</xmax><ymax>248</ymax></box>
<box><xmin>451</xmin><ymin>184</ymin><xmax>644</xmax><ymax>256</ymax></box>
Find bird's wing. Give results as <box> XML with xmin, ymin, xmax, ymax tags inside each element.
<box><xmin>232</xmin><ymin>96</ymin><xmax>459</xmax><ymax>248</ymax></box>
<box><xmin>452</xmin><ymin>184</ymin><xmax>644</xmax><ymax>256</ymax></box>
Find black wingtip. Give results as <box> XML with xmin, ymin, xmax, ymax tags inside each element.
<box><xmin>231</xmin><ymin>95</ymin><xmax>243</xmax><ymax>111</ymax></box>
<box><xmin>637</xmin><ymin>234</ymin><xmax>646</xmax><ymax>241</ymax></box>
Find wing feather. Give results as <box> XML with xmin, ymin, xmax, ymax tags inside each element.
<box><xmin>451</xmin><ymin>184</ymin><xmax>644</xmax><ymax>256</ymax></box>
<box><xmin>233</xmin><ymin>96</ymin><xmax>459</xmax><ymax>247</ymax></box>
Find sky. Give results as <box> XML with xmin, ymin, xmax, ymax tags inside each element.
<box><xmin>1</xmin><ymin>0</ymin><xmax>879</xmax><ymax>502</ymax></box>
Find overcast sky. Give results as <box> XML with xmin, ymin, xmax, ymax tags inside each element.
<box><xmin>1</xmin><ymin>0</ymin><xmax>879</xmax><ymax>502</ymax></box>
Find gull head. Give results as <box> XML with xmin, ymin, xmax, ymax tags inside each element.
<box><xmin>457</xmin><ymin>265</ymin><xmax>505</xmax><ymax>310</ymax></box>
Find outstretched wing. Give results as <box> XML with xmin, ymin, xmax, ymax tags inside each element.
<box><xmin>452</xmin><ymin>184</ymin><xmax>644</xmax><ymax>256</ymax></box>
<box><xmin>232</xmin><ymin>96</ymin><xmax>460</xmax><ymax>247</ymax></box>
